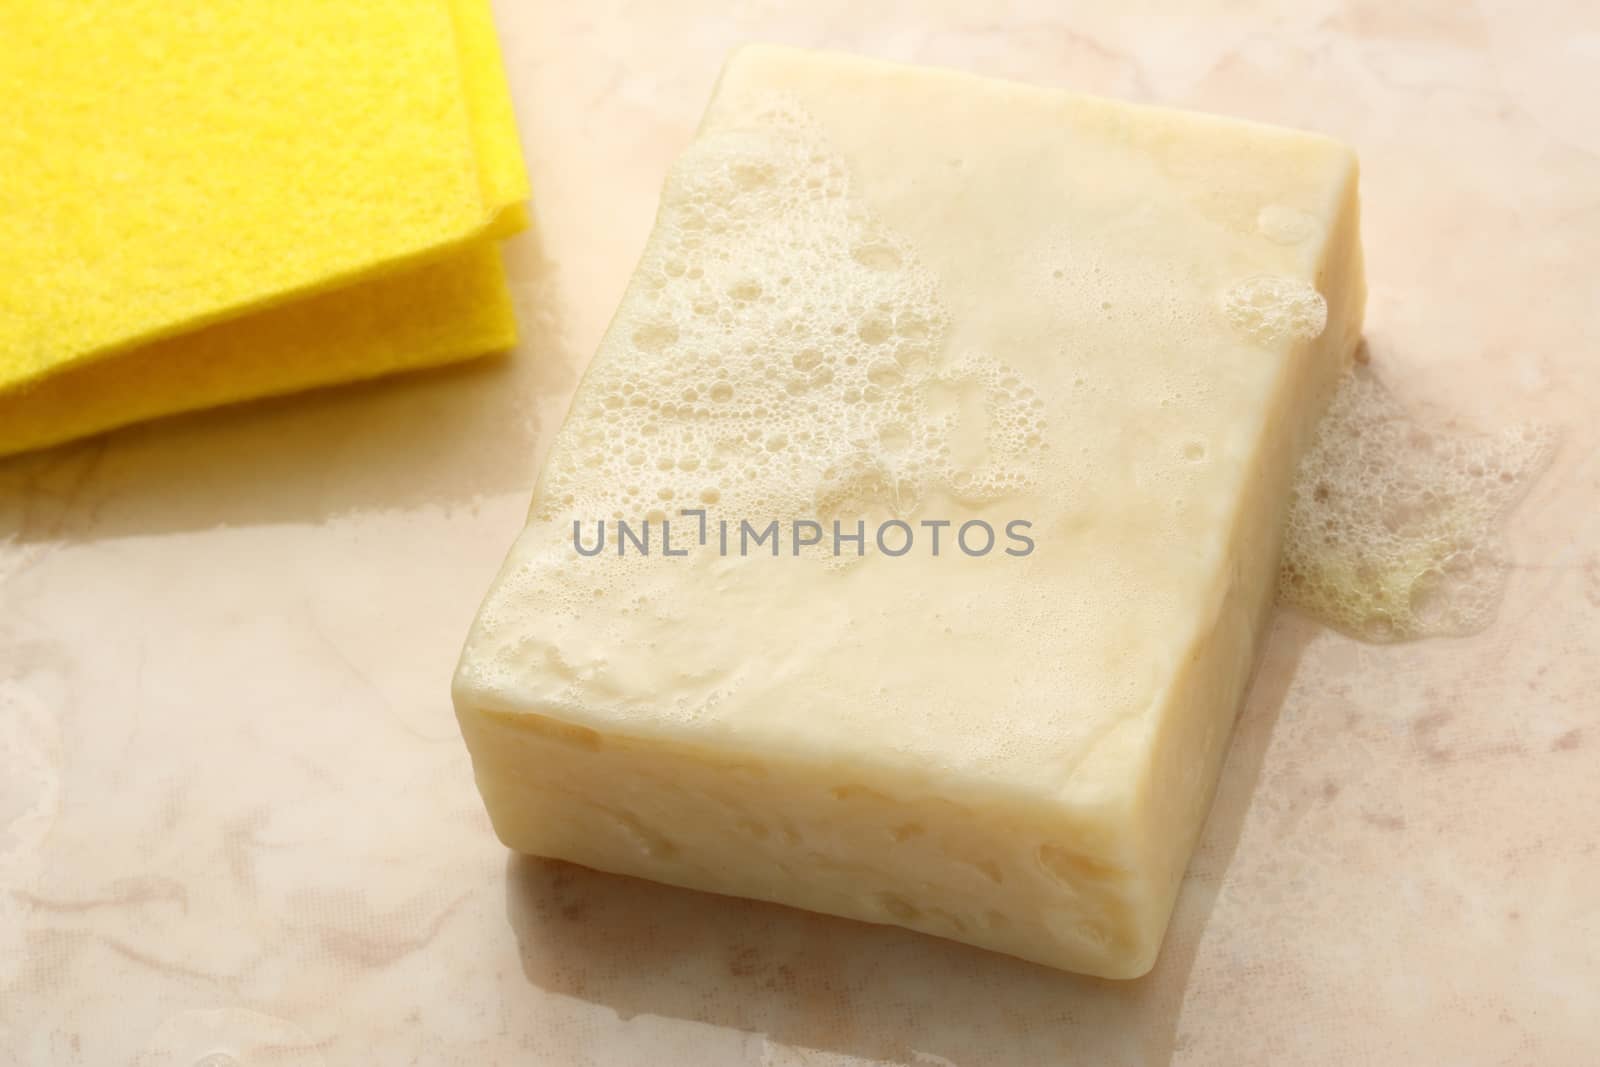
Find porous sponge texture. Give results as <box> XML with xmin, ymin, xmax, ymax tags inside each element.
<box><xmin>0</xmin><ymin>245</ymin><xmax>516</xmax><ymax>456</ymax></box>
<box><xmin>0</xmin><ymin>0</ymin><xmax>528</xmax><ymax>455</ymax></box>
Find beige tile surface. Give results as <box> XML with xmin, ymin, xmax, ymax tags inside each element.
<box><xmin>2</xmin><ymin>1</ymin><xmax>1597</xmax><ymax>1063</ymax></box>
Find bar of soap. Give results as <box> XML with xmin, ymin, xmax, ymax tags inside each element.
<box><xmin>454</xmin><ymin>45</ymin><xmax>1364</xmax><ymax>978</ymax></box>
<box><xmin>0</xmin><ymin>0</ymin><xmax>527</xmax><ymax>456</ymax></box>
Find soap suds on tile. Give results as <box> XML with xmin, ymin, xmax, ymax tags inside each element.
<box><xmin>1280</xmin><ymin>363</ymin><xmax>1556</xmax><ymax>641</ymax></box>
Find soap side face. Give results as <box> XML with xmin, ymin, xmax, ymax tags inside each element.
<box><xmin>455</xmin><ymin>45</ymin><xmax>1364</xmax><ymax>978</ymax></box>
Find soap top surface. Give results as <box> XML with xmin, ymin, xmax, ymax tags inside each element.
<box><xmin>0</xmin><ymin>0</ymin><xmax>527</xmax><ymax>389</ymax></box>
<box><xmin>457</xmin><ymin>45</ymin><xmax>1358</xmax><ymax>805</ymax></box>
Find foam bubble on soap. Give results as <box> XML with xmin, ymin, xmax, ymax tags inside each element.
<box><xmin>534</xmin><ymin>97</ymin><xmax>1044</xmax><ymax>535</ymax></box>
<box><xmin>1279</xmin><ymin>364</ymin><xmax>1556</xmax><ymax>641</ymax></box>
<box><xmin>1222</xmin><ymin>276</ymin><xmax>1328</xmax><ymax>345</ymax></box>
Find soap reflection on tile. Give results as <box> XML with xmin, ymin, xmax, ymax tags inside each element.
<box><xmin>489</xmin><ymin>616</ymin><xmax>1314</xmax><ymax>1067</ymax></box>
<box><xmin>505</xmin><ymin>856</ymin><xmax>1149</xmax><ymax>1065</ymax></box>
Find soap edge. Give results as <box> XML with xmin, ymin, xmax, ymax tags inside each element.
<box><xmin>719</xmin><ymin>42</ymin><xmax>1360</xmax><ymax>159</ymax></box>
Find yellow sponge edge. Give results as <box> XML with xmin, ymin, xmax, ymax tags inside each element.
<box><xmin>0</xmin><ymin>0</ymin><xmax>529</xmax><ymax>455</ymax></box>
<box><xmin>0</xmin><ymin>245</ymin><xmax>516</xmax><ymax>457</ymax></box>
<box><xmin>447</xmin><ymin>0</ymin><xmax>532</xmax><ymax>225</ymax></box>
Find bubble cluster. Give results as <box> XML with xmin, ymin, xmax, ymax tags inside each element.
<box><xmin>1222</xmin><ymin>276</ymin><xmax>1328</xmax><ymax>345</ymax></box>
<box><xmin>1280</xmin><ymin>364</ymin><xmax>1556</xmax><ymax>641</ymax></box>
<box><xmin>534</xmin><ymin>97</ymin><xmax>1045</xmax><ymax>528</ymax></box>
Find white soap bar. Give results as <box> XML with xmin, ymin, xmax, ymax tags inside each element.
<box><xmin>454</xmin><ymin>44</ymin><xmax>1364</xmax><ymax>978</ymax></box>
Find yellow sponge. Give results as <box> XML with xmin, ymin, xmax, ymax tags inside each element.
<box><xmin>0</xmin><ymin>245</ymin><xmax>516</xmax><ymax>455</ymax></box>
<box><xmin>0</xmin><ymin>0</ymin><xmax>529</xmax><ymax>456</ymax></box>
